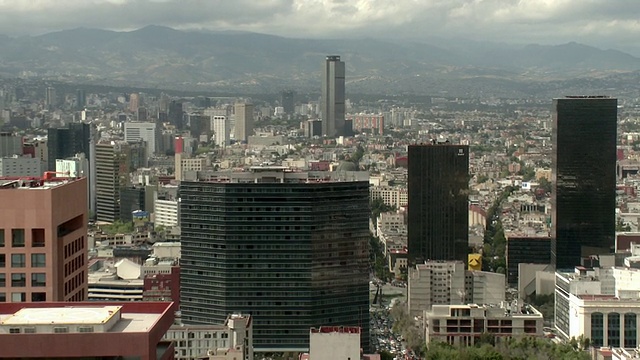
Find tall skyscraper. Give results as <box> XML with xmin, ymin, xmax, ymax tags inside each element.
<box><xmin>0</xmin><ymin>177</ymin><xmax>88</xmax><ymax>302</ymax></box>
<box><xmin>180</xmin><ymin>168</ymin><xmax>370</xmax><ymax>352</ymax></box>
<box><xmin>129</xmin><ymin>93</ymin><xmax>140</xmax><ymax>113</ymax></box>
<box><xmin>321</xmin><ymin>55</ymin><xmax>345</xmax><ymax>137</ymax></box>
<box><xmin>280</xmin><ymin>90</ymin><xmax>295</xmax><ymax>115</ymax></box>
<box><xmin>76</xmin><ymin>89</ymin><xmax>86</xmax><ymax>110</ymax></box>
<box><xmin>212</xmin><ymin>115</ymin><xmax>230</xmax><ymax>147</ymax></box>
<box><xmin>44</xmin><ymin>87</ymin><xmax>56</xmax><ymax>110</ymax></box>
<box><xmin>95</xmin><ymin>141</ymin><xmax>130</xmax><ymax>223</ymax></box>
<box><xmin>551</xmin><ymin>96</ymin><xmax>617</xmax><ymax>269</ymax></box>
<box><xmin>168</xmin><ymin>101</ymin><xmax>184</xmax><ymax>130</ymax></box>
<box><xmin>407</xmin><ymin>142</ymin><xmax>469</xmax><ymax>264</ymax></box>
<box><xmin>47</xmin><ymin>123</ymin><xmax>91</xmax><ymax>171</ymax></box>
<box><xmin>233</xmin><ymin>102</ymin><xmax>254</xmax><ymax>142</ymax></box>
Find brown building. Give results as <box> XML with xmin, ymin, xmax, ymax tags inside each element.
<box><xmin>0</xmin><ymin>176</ymin><xmax>88</xmax><ymax>303</ymax></box>
<box><xmin>0</xmin><ymin>301</ymin><xmax>175</xmax><ymax>360</ymax></box>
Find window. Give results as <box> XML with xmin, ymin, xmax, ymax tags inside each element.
<box><xmin>0</xmin><ymin>273</ymin><xmax>4</xmax><ymax>287</ymax></box>
<box><xmin>31</xmin><ymin>254</ymin><xmax>45</xmax><ymax>268</ymax></box>
<box><xmin>53</xmin><ymin>327</ymin><xmax>68</xmax><ymax>333</ymax></box>
<box><xmin>9</xmin><ymin>328</ymin><xmax>20</xmax><ymax>334</ymax></box>
<box><xmin>31</xmin><ymin>292</ymin><xmax>46</xmax><ymax>302</ymax></box>
<box><xmin>11</xmin><ymin>292</ymin><xmax>25</xmax><ymax>302</ymax></box>
<box><xmin>78</xmin><ymin>326</ymin><xmax>94</xmax><ymax>333</ymax></box>
<box><xmin>11</xmin><ymin>273</ymin><xmax>25</xmax><ymax>287</ymax></box>
<box><xmin>11</xmin><ymin>254</ymin><xmax>25</xmax><ymax>268</ymax></box>
<box><xmin>32</xmin><ymin>229</ymin><xmax>45</xmax><ymax>247</ymax></box>
<box><xmin>0</xmin><ymin>229</ymin><xmax>4</xmax><ymax>247</ymax></box>
<box><xmin>11</xmin><ymin>229</ymin><xmax>24</xmax><ymax>247</ymax></box>
<box><xmin>625</xmin><ymin>313</ymin><xmax>637</xmax><ymax>348</ymax></box>
<box><xmin>0</xmin><ymin>293</ymin><xmax>5</xmax><ymax>302</ymax></box>
<box><xmin>608</xmin><ymin>312</ymin><xmax>621</xmax><ymax>348</ymax></box>
<box><xmin>23</xmin><ymin>327</ymin><xmax>36</xmax><ymax>334</ymax></box>
<box><xmin>31</xmin><ymin>273</ymin><xmax>45</xmax><ymax>287</ymax></box>
<box><xmin>0</xmin><ymin>254</ymin><xmax>5</xmax><ymax>268</ymax></box>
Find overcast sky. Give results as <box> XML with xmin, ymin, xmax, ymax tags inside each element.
<box><xmin>2</xmin><ymin>0</ymin><xmax>640</xmax><ymax>53</ymax></box>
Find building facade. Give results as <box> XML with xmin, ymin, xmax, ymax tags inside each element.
<box><xmin>212</xmin><ymin>115</ymin><xmax>230</xmax><ymax>147</ymax></box>
<box><xmin>506</xmin><ymin>235</ymin><xmax>551</xmax><ymax>286</ymax></box>
<box><xmin>0</xmin><ymin>156</ymin><xmax>42</xmax><ymax>177</ymax></box>
<box><xmin>552</xmin><ymin>96</ymin><xmax>617</xmax><ymax>269</ymax></box>
<box><xmin>321</xmin><ymin>55</ymin><xmax>346</xmax><ymax>137</ymax></box>
<box><xmin>95</xmin><ymin>141</ymin><xmax>130</xmax><ymax>223</ymax></box>
<box><xmin>234</xmin><ymin>103</ymin><xmax>254</xmax><ymax>143</ymax></box>
<box><xmin>180</xmin><ymin>168</ymin><xmax>370</xmax><ymax>352</ymax></box>
<box><xmin>0</xmin><ymin>177</ymin><xmax>88</xmax><ymax>302</ymax></box>
<box><xmin>47</xmin><ymin>123</ymin><xmax>90</xmax><ymax>171</ymax></box>
<box><xmin>408</xmin><ymin>143</ymin><xmax>469</xmax><ymax>264</ymax></box>
<box><xmin>124</xmin><ymin>121</ymin><xmax>159</xmax><ymax>154</ymax></box>
<box><xmin>348</xmin><ymin>113</ymin><xmax>384</xmax><ymax>135</ymax></box>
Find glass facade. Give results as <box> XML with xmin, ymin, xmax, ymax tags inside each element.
<box><xmin>625</xmin><ymin>313</ymin><xmax>637</xmax><ymax>348</ymax></box>
<box><xmin>551</xmin><ymin>97</ymin><xmax>617</xmax><ymax>269</ymax></box>
<box><xmin>591</xmin><ymin>312</ymin><xmax>604</xmax><ymax>347</ymax></box>
<box><xmin>608</xmin><ymin>312</ymin><xmax>621</xmax><ymax>348</ymax></box>
<box><xmin>408</xmin><ymin>144</ymin><xmax>469</xmax><ymax>263</ymax></box>
<box><xmin>180</xmin><ymin>180</ymin><xmax>370</xmax><ymax>352</ymax></box>
<box><xmin>505</xmin><ymin>236</ymin><xmax>551</xmax><ymax>286</ymax></box>
<box><xmin>47</xmin><ymin>123</ymin><xmax>90</xmax><ymax>171</ymax></box>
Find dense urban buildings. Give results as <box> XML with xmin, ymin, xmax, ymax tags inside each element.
<box><xmin>321</xmin><ymin>55</ymin><xmax>346</xmax><ymax>137</ymax></box>
<box><xmin>0</xmin><ymin>302</ymin><xmax>175</xmax><ymax>359</ymax></box>
<box><xmin>407</xmin><ymin>142</ymin><xmax>470</xmax><ymax>264</ymax></box>
<box><xmin>551</xmin><ymin>96</ymin><xmax>617</xmax><ymax>269</ymax></box>
<box><xmin>179</xmin><ymin>167</ymin><xmax>370</xmax><ymax>352</ymax></box>
<box><xmin>0</xmin><ymin>177</ymin><xmax>88</xmax><ymax>302</ymax></box>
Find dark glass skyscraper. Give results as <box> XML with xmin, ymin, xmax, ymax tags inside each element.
<box><xmin>407</xmin><ymin>143</ymin><xmax>469</xmax><ymax>264</ymax></box>
<box><xmin>551</xmin><ymin>96</ymin><xmax>617</xmax><ymax>269</ymax></box>
<box><xmin>321</xmin><ymin>55</ymin><xmax>345</xmax><ymax>137</ymax></box>
<box><xmin>47</xmin><ymin>123</ymin><xmax>91</xmax><ymax>171</ymax></box>
<box><xmin>180</xmin><ymin>169</ymin><xmax>370</xmax><ymax>352</ymax></box>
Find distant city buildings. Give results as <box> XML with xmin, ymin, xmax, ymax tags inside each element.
<box><xmin>47</xmin><ymin>122</ymin><xmax>91</xmax><ymax>171</ymax></box>
<box><xmin>407</xmin><ymin>142</ymin><xmax>469</xmax><ymax>264</ymax></box>
<box><xmin>321</xmin><ymin>55</ymin><xmax>346</xmax><ymax>137</ymax></box>
<box><xmin>348</xmin><ymin>113</ymin><xmax>384</xmax><ymax>135</ymax></box>
<box><xmin>552</xmin><ymin>96</ymin><xmax>617</xmax><ymax>269</ymax></box>
<box><xmin>234</xmin><ymin>102</ymin><xmax>254</xmax><ymax>143</ymax></box>
<box><xmin>124</xmin><ymin>121</ymin><xmax>159</xmax><ymax>154</ymax></box>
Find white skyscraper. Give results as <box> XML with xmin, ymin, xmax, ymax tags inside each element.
<box><xmin>212</xmin><ymin>115</ymin><xmax>230</xmax><ymax>147</ymax></box>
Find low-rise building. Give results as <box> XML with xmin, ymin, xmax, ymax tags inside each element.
<box><xmin>424</xmin><ymin>301</ymin><xmax>544</xmax><ymax>346</ymax></box>
<box><xmin>0</xmin><ymin>302</ymin><xmax>175</xmax><ymax>360</ymax></box>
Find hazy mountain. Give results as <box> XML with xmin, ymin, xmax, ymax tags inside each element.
<box><xmin>0</xmin><ymin>26</ymin><xmax>638</xmax><ymax>94</ymax></box>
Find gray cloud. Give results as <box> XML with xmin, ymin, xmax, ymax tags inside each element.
<box><xmin>0</xmin><ymin>0</ymin><xmax>638</xmax><ymax>53</ymax></box>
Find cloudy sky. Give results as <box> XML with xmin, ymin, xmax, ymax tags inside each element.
<box><xmin>2</xmin><ymin>0</ymin><xmax>640</xmax><ymax>53</ymax></box>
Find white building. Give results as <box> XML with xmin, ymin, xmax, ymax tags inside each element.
<box><xmin>370</xmin><ymin>185</ymin><xmax>408</xmax><ymax>209</ymax></box>
<box><xmin>165</xmin><ymin>314</ymin><xmax>253</xmax><ymax>360</ymax></box>
<box><xmin>308</xmin><ymin>326</ymin><xmax>361</xmax><ymax>360</ymax></box>
<box><xmin>154</xmin><ymin>198</ymin><xmax>179</xmax><ymax>228</ymax></box>
<box><xmin>212</xmin><ymin>115</ymin><xmax>230</xmax><ymax>147</ymax></box>
<box><xmin>124</xmin><ymin>122</ymin><xmax>158</xmax><ymax>154</ymax></box>
<box><xmin>56</xmin><ymin>154</ymin><xmax>90</xmax><ymax>210</ymax></box>
<box><xmin>555</xmin><ymin>266</ymin><xmax>640</xmax><ymax>348</ymax></box>
<box><xmin>0</xmin><ymin>156</ymin><xmax>42</xmax><ymax>177</ymax></box>
<box><xmin>408</xmin><ymin>261</ymin><xmax>506</xmax><ymax>319</ymax></box>
<box><xmin>424</xmin><ymin>301</ymin><xmax>544</xmax><ymax>346</ymax></box>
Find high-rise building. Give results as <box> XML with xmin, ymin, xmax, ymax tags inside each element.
<box><xmin>0</xmin><ymin>177</ymin><xmax>88</xmax><ymax>302</ymax></box>
<box><xmin>321</xmin><ymin>55</ymin><xmax>345</xmax><ymax>137</ymax></box>
<box><xmin>506</xmin><ymin>235</ymin><xmax>551</xmax><ymax>286</ymax></box>
<box><xmin>233</xmin><ymin>103</ymin><xmax>254</xmax><ymax>142</ymax></box>
<box><xmin>551</xmin><ymin>96</ymin><xmax>617</xmax><ymax>269</ymax></box>
<box><xmin>407</xmin><ymin>143</ymin><xmax>469</xmax><ymax>264</ymax></box>
<box><xmin>44</xmin><ymin>87</ymin><xmax>56</xmax><ymax>110</ymax></box>
<box><xmin>124</xmin><ymin>121</ymin><xmax>159</xmax><ymax>154</ymax></box>
<box><xmin>280</xmin><ymin>90</ymin><xmax>295</xmax><ymax>115</ymax></box>
<box><xmin>119</xmin><ymin>187</ymin><xmax>146</xmax><ymax>222</ymax></box>
<box><xmin>129</xmin><ymin>93</ymin><xmax>140</xmax><ymax>113</ymax></box>
<box><xmin>169</xmin><ymin>101</ymin><xmax>184</xmax><ymax>130</ymax></box>
<box><xmin>95</xmin><ymin>141</ymin><xmax>130</xmax><ymax>223</ymax></box>
<box><xmin>47</xmin><ymin>123</ymin><xmax>90</xmax><ymax>171</ymax></box>
<box><xmin>0</xmin><ymin>156</ymin><xmax>42</xmax><ymax>177</ymax></box>
<box><xmin>0</xmin><ymin>132</ymin><xmax>22</xmax><ymax>157</ymax></box>
<box><xmin>212</xmin><ymin>115</ymin><xmax>230</xmax><ymax>147</ymax></box>
<box><xmin>180</xmin><ymin>168</ymin><xmax>370</xmax><ymax>352</ymax></box>
<box><xmin>76</xmin><ymin>88</ymin><xmax>86</xmax><ymax>110</ymax></box>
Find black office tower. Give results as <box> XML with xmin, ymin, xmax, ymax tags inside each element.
<box><xmin>280</xmin><ymin>90</ymin><xmax>295</xmax><ymax>115</ymax></box>
<box><xmin>408</xmin><ymin>143</ymin><xmax>469</xmax><ymax>264</ymax></box>
<box><xmin>47</xmin><ymin>123</ymin><xmax>91</xmax><ymax>171</ymax></box>
<box><xmin>168</xmin><ymin>101</ymin><xmax>184</xmax><ymax>130</ymax></box>
<box><xmin>552</xmin><ymin>96</ymin><xmax>617</xmax><ymax>269</ymax></box>
<box><xmin>180</xmin><ymin>169</ymin><xmax>370</xmax><ymax>352</ymax></box>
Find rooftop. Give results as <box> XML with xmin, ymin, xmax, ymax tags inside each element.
<box><xmin>0</xmin><ymin>306</ymin><xmax>122</xmax><ymax>326</ymax></box>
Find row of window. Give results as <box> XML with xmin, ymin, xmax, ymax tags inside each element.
<box><xmin>0</xmin><ymin>273</ymin><xmax>46</xmax><ymax>287</ymax></box>
<box><xmin>0</xmin><ymin>292</ymin><xmax>46</xmax><ymax>302</ymax></box>
<box><xmin>0</xmin><ymin>229</ymin><xmax>46</xmax><ymax>248</ymax></box>
<box><xmin>8</xmin><ymin>326</ymin><xmax>93</xmax><ymax>334</ymax></box>
<box><xmin>0</xmin><ymin>253</ymin><xmax>46</xmax><ymax>268</ymax></box>
<box><xmin>591</xmin><ymin>312</ymin><xmax>637</xmax><ymax>348</ymax></box>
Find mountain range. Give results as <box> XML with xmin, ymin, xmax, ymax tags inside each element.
<box><xmin>2</xmin><ymin>25</ymin><xmax>640</xmax><ymax>96</ymax></box>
